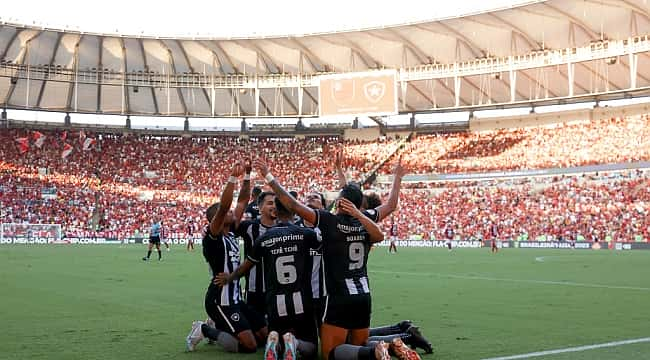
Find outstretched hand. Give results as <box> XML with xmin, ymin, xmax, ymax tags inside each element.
<box><xmin>253</xmin><ymin>159</ymin><xmax>270</xmax><ymax>178</ymax></box>
<box><xmin>244</xmin><ymin>159</ymin><xmax>252</xmax><ymax>175</ymax></box>
<box><xmin>213</xmin><ymin>272</ymin><xmax>230</xmax><ymax>287</ymax></box>
<box><xmin>334</xmin><ymin>149</ymin><xmax>343</xmax><ymax>168</ymax></box>
<box><xmin>231</xmin><ymin>162</ymin><xmax>244</xmax><ymax>178</ymax></box>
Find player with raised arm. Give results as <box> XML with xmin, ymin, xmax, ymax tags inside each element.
<box><xmin>234</xmin><ymin>190</ymin><xmax>276</xmax><ymax>318</ymax></box>
<box><xmin>336</xmin><ymin>151</ymin><xmax>433</xmax><ymax>354</ymax></box>
<box><xmin>255</xmin><ymin>159</ymin><xmax>419</xmax><ymax>360</ymax></box>
<box><xmin>216</xmin><ymin>197</ymin><xmax>320</xmax><ymax>360</ymax></box>
<box><xmin>185</xmin><ymin>162</ymin><xmax>267</xmax><ymax>354</ymax></box>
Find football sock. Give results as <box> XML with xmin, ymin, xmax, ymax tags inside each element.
<box><xmin>200</xmin><ymin>323</ymin><xmax>240</xmax><ymax>353</ymax></box>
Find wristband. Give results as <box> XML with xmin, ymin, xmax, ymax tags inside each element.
<box><xmin>228</xmin><ymin>176</ymin><xmax>238</xmax><ymax>184</ymax></box>
<box><xmin>243</xmin><ymin>174</ymin><xmax>251</xmax><ymax>181</ymax></box>
<box><xmin>265</xmin><ymin>173</ymin><xmax>275</xmax><ymax>183</ymax></box>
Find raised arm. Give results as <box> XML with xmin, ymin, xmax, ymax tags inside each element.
<box><xmin>253</xmin><ymin>159</ymin><xmax>317</xmax><ymax>225</ymax></box>
<box><xmin>334</xmin><ymin>149</ymin><xmax>348</xmax><ymax>189</ymax></box>
<box><xmin>214</xmin><ymin>259</ymin><xmax>254</xmax><ymax>286</ymax></box>
<box><xmin>375</xmin><ymin>157</ymin><xmax>405</xmax><ymax>222</ymax></box>
<box><xmin>338</xmin><ymin>198</ymin><xmax>385</xmax><ymax>244</ymax></box>
<box><xmin>209</xmin><ymin>163</ymin><xmax>244</xmax><ymax>236</ymax></box>
<box><xmin>233</xmin><ymin>160</ymin><xmax>252</xmax><ymax>229</ymax></box>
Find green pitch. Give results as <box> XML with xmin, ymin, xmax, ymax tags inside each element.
<box><xmin>1</xmin><ymin>245</ymin><xmax>649</xmax><ymax>360</ymax></box>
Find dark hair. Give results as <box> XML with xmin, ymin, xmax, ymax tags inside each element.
<box><xmin>316</xmin><ymin>192</ymin><xmax>327</xmax><ymax>208</ymax></box>
<box><xmin>364</xmin><ymin>192</ymin><xmax>382</xmax><ymax>210</ymax></box>
<box><xmin>206</xmin><ymin>202</ymin><xmax>220</xmax><ymax>222</ymax></box>
<box><xmin>252</xmin><ymin>186</ymin><xmax>262</xmax><ymax>196</ymax></box>
<box><xmin>274</xmin><ymin>197</ymin><xmax>293</xmax><ymax>218</ymax></box>
<box><xmin>340</xmin><ymin>183</ymin><xmax>363</xmax><ymax>209</ymax></box>
<box><xmin>257</xmin><ymin>191</ymin><xmax>275</xmax><ymax>206</ymax></box>
<box><xmin>289</xmin><ymin>190</ymin><xmax>298</xmax><ymax>199</ymax></box>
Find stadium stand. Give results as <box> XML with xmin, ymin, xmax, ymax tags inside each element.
<box><xmin>1</xmin><ymin>115</ymin><xmax>649</xmax><ymax>242</ymax></box>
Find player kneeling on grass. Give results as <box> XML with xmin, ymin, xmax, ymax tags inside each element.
<box><xmin>257</xmin><ymin>159</ymin><xmax>424</xmax><ymax>360</ymax></box>
<box><xmin>185</xmin><ymin>162</ymin><xmax>268</xmax><ymax>353</ymax></box>
<box><xmin>216</xmin><ymin>197</ymin><xmax>319</xmax><ymax>360</ymax></box>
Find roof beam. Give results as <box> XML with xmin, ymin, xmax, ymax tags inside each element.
<box><xmin>195</xmin><ymin>41</ymin><xmax>244</xmax><ymax>116</ymax></box>
<box><xmin>66</xmin><ymin>35</ymin><xmax>83</xmax><ymax>112</ymax></box>
<box><xmin>239</xmin><ymin>40</ymin><xmax>300</xmax><ymax>115</ymax></box>
<box><xmin>210</xmin><ymin>41</ymin><xmax>272</xmax><ymax>116</ymax></box>
<box><xmin>320</xmin><ymin>35</ymin><xmax>375</xmax><ymax>69</ymax></box>
<box><xmin>541</xmin><ymin>2</ymin><xmax>600</xmax><ymax>40</ymax></box>
<box><xmin>96</xmin><ymin>36</ymin><xmax>103</xmax><ymax>113</ymax></box>
<box><xmin>36</xmin><ymin>31</ymin><xmax>64</xmax><ymax>108</ymax></box>
<box><xmin>485</xmin><ymin>13</ymin><xmax>539</xmax><ymax>50</ymax></box>
<box><xmin>415</xmin><ymin>22</ymin><xmax>484</xmax><ymax>59</ymax></box>
<box><xmin>138</xmin><ymin>38</ymin><xmax>160</xmax><ymax>115</ymax></box>
<box><xmin>283</xmin><ymin>37</ymin><xmax>330</xmax><ymax>72</ymax></box>
<box><xmin>175</xmin><ymin>40</ymin><xmax>212</xmax><ymax>115</ymax></box>
<box><xmin>158</xmin><ymin>39</ymin><xmax>188</xmax><ymax>115</ymax></box>
<box><xmin>119</xmin><ymin>37</ymin><xmax>130</xmax><ymax>115</ymax></box>
<box><xmin>3</xmin><ymin>30</ymin><xmax>42</xmax><ymax>106</ymax></box>
<box><xmin>0</xmin><ymin>28</ymin><xmax>21</xmax><ymax>61</ymax></box>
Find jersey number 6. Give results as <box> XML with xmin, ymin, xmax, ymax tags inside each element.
<box><xmin>276</xmin><ymin>255</ymin><xmax>298</xmax><ymax>284</ymax></box>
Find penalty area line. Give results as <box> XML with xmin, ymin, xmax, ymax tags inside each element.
<box><xmin>480</xmin><ymin>337</ymin><xmax>650</xmax><ymax>360</ymax></box>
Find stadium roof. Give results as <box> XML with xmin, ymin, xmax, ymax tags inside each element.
<box><xmin>1</xmin><ymin>0</ymin><xmax>649</xmax><ymax>118</ymax></box>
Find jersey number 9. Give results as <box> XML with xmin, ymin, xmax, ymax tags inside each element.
<box><xmin>349</xmin><ymin>242</ymin><xmax>365</xmax><ymax>270</ymax></box>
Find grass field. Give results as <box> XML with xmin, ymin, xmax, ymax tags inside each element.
<box><xmin>1</xmin><ymin>245</ymin><xmax>649</xmax><ymax>360</ymax></box>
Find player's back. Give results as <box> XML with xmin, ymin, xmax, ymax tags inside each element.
<box><xmin>316</xmin><ymin>210</ymin><xmax>371</xmax><ymax>297</ymax></box>
<box><xmin>250</xmin><ymin>222</ymin><xmax>318</xmax><ymax>318</ymax></box>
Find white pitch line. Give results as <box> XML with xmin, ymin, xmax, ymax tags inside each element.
<box><xmin>369</xmin><ymin>270</ymin><xmax>650</xmax><ymax>291</ymax></box>
<box><xmin>480</xmin><ymin>337</ymin><xmax>650</xmax><ymax>360</ymax></box>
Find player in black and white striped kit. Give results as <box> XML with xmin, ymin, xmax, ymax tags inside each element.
<box><xmin>235</xmin><ymin>191</ymin><xmax>276</xmax><ymax>317</ymax></box>
<box><xmin>185</xmin><ymin>162</ymin><xmax>267</xmax><ymax>354</ymax></box>
<box><xmin>256</xmin><ymin>158</ymin><xmax>408</xmax><ymax>360</ymax></box>
<box><xmin>217</xmin><ymin>197</ymin><xmax>320</xmax><ymax>360</ymax></box>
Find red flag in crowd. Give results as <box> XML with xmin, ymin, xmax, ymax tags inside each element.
<box><xmin>33</xmin><ymin>131</ymin><xmax>46</xmax><ymax>148</ymax></box>
<box><xmin>82</xmin><ymin>137</ymin><xmax>96</xmax><ymax>151</ymax></box>
<box><xmin>15</xmin><ymin>137</ymin><xmax>29</xmax><ymax>153</ymax></box>
<box><xmin>62</xmin><ymin>143</ymin><xmax>73</xmax><ymax>159</ymax></box>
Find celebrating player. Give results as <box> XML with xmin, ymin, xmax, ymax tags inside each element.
<box><xmin>185</xmin><ymin>162</ymin><xmax>267</xmax><ymax>353</ymax></box>
<box><xmin>216</xmin><ymin>197</ymin><xmax>320</xmax><ymax>360</ymax></box>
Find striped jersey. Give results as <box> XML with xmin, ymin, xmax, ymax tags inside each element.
<box><xmin>202</xmin><ymin>230</ymin><xmax>241</xmax><ymax>306</ymax></box>
<box><xmin>235</xmin><ymin>219</ymin><xmax>272</xmax><ymax>295</ymax></box>
<box><xmin>248</xmin><ymin>222</ymin><xmax>319</xmax><ymax>318</ymax></box>
<box><xmin>314</xmin><ymin>209</ymin><xmax>372</xmax><ymax>296</ymax></box>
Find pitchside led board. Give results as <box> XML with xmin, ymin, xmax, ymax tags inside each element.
<box><xmin>318</xmin><ymin>70</ymin><xmax>398</xmax><ymax>117</ymax></box>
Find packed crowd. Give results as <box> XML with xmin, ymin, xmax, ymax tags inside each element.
<box><xmin>1</xmin><ymin>115</ymin><xmax>648</xmax><ymax>242</ymax></box>
<box><xmin>379</xmin><ymin>115</ymin><xmax>650</xmax><ymax>175</ymax></box>
<box><xmin>374</xmin><ymin>171</ymin><xmax>650</xmax><ymax>242</ymax></box>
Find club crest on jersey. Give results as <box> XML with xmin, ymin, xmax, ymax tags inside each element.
<box><xmin>231</xmin><ymin>313</ymin><xmax>240</xmax><ymax>322</ymax></box>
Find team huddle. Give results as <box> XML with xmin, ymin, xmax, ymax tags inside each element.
<box><xmin>184</xmin><ymin>156</ymin><xmax>433</xmax><ymax>360</ymax></box>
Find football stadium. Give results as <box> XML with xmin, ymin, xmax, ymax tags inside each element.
<box><xmin>1</xmin><ymin>0</ymin><xmax>650</xmax><ymax>359</ymax></box>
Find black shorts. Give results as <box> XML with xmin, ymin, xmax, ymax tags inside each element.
<box><xmin>269</xmin><ymin>311</ymin><xmax>318</xmax><ymax>344</ymax></box>
<box><xmin>205</xmin><ymin>290</ymin><xmax>266</xmax><ymax>336</ymax></box>
<box><xmin>149</xmin><ymin>235</ymin><xmax>160</xmax><ymax>245</ymax></box>
<box><xmin>246</xmin><ymin>291</ymin><xmax>266</xmax><ymax>317</ymax></box>
<box><xmin>322</xmin><ymin>294</ymin><xmax>371</xmax><ymax>329</ymax></box>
